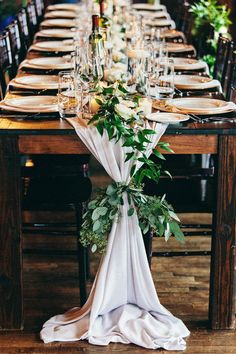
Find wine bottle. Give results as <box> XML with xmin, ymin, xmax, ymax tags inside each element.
<box><xmin>99</xmin><ymin>0</ymin><xmax>110</xmax><ymax>40</ymax></box>
<box><xmin>89</xmin><ymin>14</ymin><xmax>103</xmax><ymax>55</ymax></box>
<box><xmin>89</xmin><ymin>14</ymin><xmax>104</xmax><ymax>79</ymax></box>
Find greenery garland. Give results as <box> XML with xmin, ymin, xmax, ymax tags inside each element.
<box><xmin>80</xmin><ymin>83</ymin><xmax>185</xmax><ymax>252</ymax></box>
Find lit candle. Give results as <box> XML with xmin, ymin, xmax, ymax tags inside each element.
<box><xmin>89</xmin><ymin>97</ymin><xmax>101</xmax><ymax>114</ymax></box>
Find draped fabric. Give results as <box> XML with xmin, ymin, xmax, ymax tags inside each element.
<box><xmin>40</xmin><ymin>119</ymin><xmax>190</xmax><ymax>350</ymax></box>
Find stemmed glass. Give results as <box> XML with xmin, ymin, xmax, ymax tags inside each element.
<box><xmin>74</xmin><ymin>44</ymin><xmax>103</xmax><ymax>119</ymax></box>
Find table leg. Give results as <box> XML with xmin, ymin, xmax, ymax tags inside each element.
<box><xmin>0</xmin><ymin>136</ymin><xmax>23</xmax><ymax>330</ymax></box>
<box><xmin>209</xmin><ymin>135</ymin><xmax>236</xmax><ymax>329</ymax></box>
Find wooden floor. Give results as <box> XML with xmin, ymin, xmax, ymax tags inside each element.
<box><xmin>1</xmin><ymin>161</ymin><xmax>236</xmax><ymax>353</ymax></box>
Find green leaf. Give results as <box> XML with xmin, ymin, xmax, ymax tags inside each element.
<box><xmin>96</xmin><ymin>123</ymin><xmax>104</xmax><ymax>136</ymax></box>
<box><xmin>93</xmin><ymin>220</ymin><xmax>101</xmax><ymax>232</ymax></box>
<box><xmin>118</xmin><ymin>83</ymin><xmax>128</xmax><ymax>94</ymax></box>
<box><xmin>88</xmin><ymin>200</ymin><xmax>97</xmax><ymax>209</ymax></box>
<box><xmin>103</xmin><ymin>86</ymin><xmax>114</xmax><ymax>95</ymax></box>
<box><xmin>153</xmin><ymin>149</ymin><xmax>166</xmax><ymax>160</ymax></box>
<box><xmin>169</xmin><ymin>210</ymin><xmax>180</xmax><ymax>222</ymax></box>
<box><xmin>106</xmin><ymin>184</ymin><xmax>116</xmax><ymax>196</ymax></box>
<box><xmin>130</xmin><ymin>165</ymin><xmax>136</xmax><ymax>177</ymax></box>
<box><xmin>170</xmin><ymin>222</ymin><xmax>185</xmax><ymax>243</ymax></box>
<box><xmin>95</xmin><ymin>98</ymin><xmax>103</xmax><ymax>106</ymax></box>
<box><xmin>91</xmin><ymin>244</ymin><xmax>97</xmax><ymax>253</ymax></box>
<box><xmin>128</xmin><ymin>207</ymin><xmax>135</xmax><ymax>216</ymax></box>
<box><xmin>142</xmin><ymin>129</ymin><xmax>156</xmax><ymax>135</ymax></box>
<box><xmin>125</xmin><ymin>152</ymin><xmax>135</xmax><ymax>162</ymax></box>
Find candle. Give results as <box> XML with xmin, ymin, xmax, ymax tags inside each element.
<box><xmin>89</xmin><ymin>97</ymin><xmax>101</xmax><ymax>114</ymax></box>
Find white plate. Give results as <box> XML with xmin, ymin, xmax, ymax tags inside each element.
<box><xmin>145</xmin><ymin>19</ymin><xmax>175</xmax><ymax>29</ymax></box>
<box><xmin>31</xmin><ymin>41</ymin><xmax>74</xmax><ymax>52</ymax></box>
<box><xmin>25</xmin><ymin>57</ymin><xmax>72</xmax><ymax>69</ymax></box>
<box><xmin>173</xmin><ymin>58</ymin><xmax>207</xmax><ymax>71</ymax></box>
<box><xmin>13</xmin><ymin>75</ymin><xmax>59</xmax><ymax>89</ymax></box>
<box><xmin>162</xmin><ymin>75</ymin><xmax>219</xmax><ymax>90</ymax></box>
<box><xmin>161</xmin><ymin>30</ymin><xmax>185</xmax><ymax>39</ymax></box>
<box><xmin>166</xmin><ymin>43</ymin><xmax>195</xmax><ymax>53</ymax></box>
<box><xmin>132</xmin><ymin>4</ymin><xmax>166</xmax><ymax>11</ymax></box>
<box><xmin>136</xmin><ymin>10</ymin><xmax>169</xmax><ymax>19</ymax></box>
<box><xmin>47</xmin><ymin>4</ymin><xmax>79</xmax><ymax>11</ymax></box>
<box><xmin>153</xmin><ymin>97</ymin><xmax>236</xmax><ymax>115</ymax></box>
<box><xmin>45</xmin><ymin>11</ymin><xmax>77</xmax><ymax>19</ymax></box>
<box><xmin>37</xmin><ymin>29</ymin><xmax>74</xmax><ymax>38</ymax></box>
<box><xmin>41</xmin><ymin>19</ymin><xmax>76</xmax><ymax>28</ymax></box>
<box><xmin>2</xmin><ymin>96</ymin><xmax>58</xmax><ymax>112</ymax></box>
<box><xmin>146</xmin><ymin>112</ymin><xmax>189</xmax><ymax>123</ymax></box>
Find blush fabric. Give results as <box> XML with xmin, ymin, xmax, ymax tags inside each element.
<box><xmin>40</xmin><ymin>120</ymin><xmax>190</xmax><ymax>350</ymax></box>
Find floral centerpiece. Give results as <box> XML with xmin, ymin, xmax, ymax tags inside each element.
<box><xmin>80</xmin><ymin>83</ymin><xmax>184</xmax><ymax>252</ymax></box>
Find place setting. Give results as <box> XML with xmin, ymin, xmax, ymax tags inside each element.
<box><xmin>44</xmin><ymin>11</ymin><xmax>78</xmax><ymax>19</ymax></box>
<box><xmin>0</xmin><ymin>95</ymin><xmax>59</xmax><ymax>119</ymax></box>
<box><xmin>40</xmin><ymin>18</ymin><xmax>77</xmax><ymax>28</ymax></box>
<box><xmin>35</xmin><ymin>29</ymin><xmax>75</xmax><ymax>39</ymax></box>
<box><xmin>29</xmin><ymin>40</ymin><xmax>74</xmax><ymax>53</ymax></box>
<box><xmin>19</xmin><ymin>57</ymin><xmax>73</xmax><ymax>72</ymax></box>
<box><xmin>132</xmin><ymin>3</ymin><xmax>167</xmax><ymax>12</ymax></box>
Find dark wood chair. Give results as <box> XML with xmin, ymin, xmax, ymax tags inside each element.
<box><xmin>34</xmin><ymin>0</ymin><xmax>45</xmax><ymax>22</ymax></box>
<box><xmin>25</xmin><ymin>1</ymin><xmax>38</xmax><ymax>41</ymax></box>
<box><xmin>213</xmin><ymin>34</ymin><xmax>234</xmax><ymax>95</ymax></box>
<box><xmin>226</xmin><ymin>50</ymin><xmax>236</xmax><ymax>101</ymax></box>
<box><xmin>22</xmin><ymin>155</ymin><xmax>92</xmax><ymax>306</ymax></box>
<box><xmin>6</xmin><ymin>20</ymin><xmax>23</xmax><ymax>77</ymax></box>
<box><xmin>17</xmin><ymin>8</ymin><xmax>32</xmax><ymax>55</ymax></box>
<box><xmin>175</xmin><ymin>1</ymin><xmax>193</xmax><ymax>44</ymax></box>
<box><xmin>0</xmin><ymin>31</ymin><xmax>14</xmax><ymax>99</ymax></box>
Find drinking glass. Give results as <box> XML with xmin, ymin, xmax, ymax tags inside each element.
<box><xmin>58</xmin><ymin>71</ymin><xmax>79</xmax><ymax>119</ymax></box>
<box><xmin>152</xmin><ymin>58</ymin><xmax>175</xmax><ymax>101</ymax></box>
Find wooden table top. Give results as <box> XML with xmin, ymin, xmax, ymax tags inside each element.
<box><xmin>1</xmin><ymin>32</ymin><xmax>236</xmax><ymax>137</ymax></box>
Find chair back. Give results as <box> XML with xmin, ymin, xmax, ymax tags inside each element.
<box><xmin>0</xmin><ymin>32</ymin><xmax>13</xmax><ymax>99</ymax></box>
<box><xmin>35</xmin><ymin>0</ymin><xmax>44</xmax><ymax>20</ymax></box>
<box><xmin>213</xmin><ymin>35</ymin><xmax>233</xmax><ymax>89</ymax></box>
<box><xmin>17</xmin><ymin>8</ymin><xmax>31</xmax><ymax>52</ymax></box>
<box><xmin>226</xmin><ymin>51</ymin><xmax>236</xmax><ymax>101</ymax></box>
<box><xmin>25</xmin><ymin>1</ymin><xmax>38</xmax><ymax>41</ymax></box>
<box><xmin>7</xmin><ymin>20</ymin><xmax>22</xmax><ymax>75</ymax></box>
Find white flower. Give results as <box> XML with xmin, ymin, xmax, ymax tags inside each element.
<box><xmin>112</xmin><ymin>50</ymin><xmax>126</xmax><ymax>62</ymax></box>
<box><xmin>135</xmin><ymin>98</ymin><xmax>152</xmax><ymax>116</ymax></box>
<box><xmin>113</xmin><ymin>62</ymin><xmax>127</xmax><ymax>71</ymax></box>
<box><xmin>122</xmin><ymin>100</ymin><xmax>136</xmax><ymax>108</ymax></box>
<box><xmin>111</xmin><ymin>37</ymin><xmax>126</xmax><ymax>50</ymax></box>
<box><xmin>115</xmin><ymin>103</ymin><xmax>135</xmax><ymax>120</ymax></box>
<box><xmin>104</xmin><ymin>68</ymin><xmax>123</xmax><ymax>83</ymax></box>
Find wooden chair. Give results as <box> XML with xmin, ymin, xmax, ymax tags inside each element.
<box><xmin>22</xmin><ymin>155</ymin><xmax>92</xmax><ymax>306</ymax></box>
<box><xmin>25</xmin><ymin>1</ymin><xmax>38</xmax><ymax>41</ymax></box>
<box><xmin>34</xmin><ymin>0</ymin><xmax>45</xmax><ymax>22</ymax></box>
<box><xmin>17</xmin><ymin>8</ymin><xmax>32</xmax><ymax>54</ymax></box>
<box><xmin>175</xmin><ymin>1</ymin><xmax>193</xmax><ymax>44</ymax></box>
<box><xmin>6</xmin><ymin>20</ymin><xmax>23</xmax><ymax>77</ymax></box>
<box><xmin>213</xmin><ymin>34</ymin><xmax>234</xmax><ymax>95</ymax></box>
<box><xmin>226</xmin><ymin>50</ymin><xmax>236</xmax><ymax>101</ymax></box>
<box><xmin>0</xmin><ymin>31</ymin><xmax>14</xmax><ymax>99</ymax></box>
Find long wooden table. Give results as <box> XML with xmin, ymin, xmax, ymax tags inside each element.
<box><xmin>0</xmin><ymin>116</ymin><xmax>235</xmax><ymax>331</ymax></box>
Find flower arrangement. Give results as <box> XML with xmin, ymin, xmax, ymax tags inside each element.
<box><xmin>80</xmin><ymin>83</ymin><xmax>184</xmax><ymax>252</ymax></box>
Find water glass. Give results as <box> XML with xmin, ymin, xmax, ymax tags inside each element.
<box><xmin>153</xmin><ymin>58</ymin><xmax>175</xmax><ymax>101</ymax></box>
<box><xmin>58</xmin><ymin>71</ymin><xmax>79</xmax><ymax>119</ymax></box>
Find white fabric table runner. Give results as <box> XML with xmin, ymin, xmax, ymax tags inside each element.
<box><xmin>40</xmin><ymin>119</ymin><xmax>190</xmax><ymax>350</ymax></box>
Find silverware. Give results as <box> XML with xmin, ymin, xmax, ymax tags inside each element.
<box><xmin>0</xmin><ymin>112</ymin><xmax>57</xmax><ymax>119</ymax></box>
